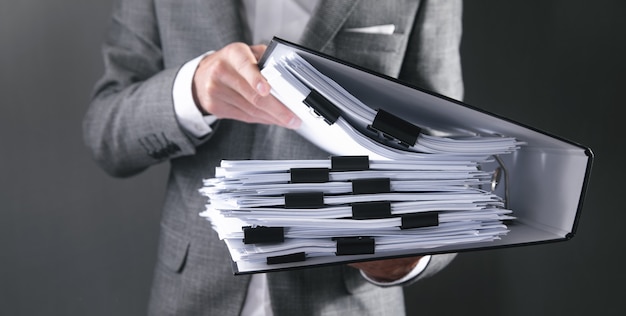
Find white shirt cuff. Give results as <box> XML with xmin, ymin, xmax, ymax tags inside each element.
<box><xmin>359</xmin><ymin>255</ymin><xmax>431</xmax><ymax>287</ymax></box>
<box><xmin>172</xmin><ymin>51</ymin><xmax>218</xmax><ymax>138</ymax></box>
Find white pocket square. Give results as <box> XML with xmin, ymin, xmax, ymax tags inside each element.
<box><xmin>344</xmin><ymin>24</ymin><xmax>395</xmax><ymax>35</ymax></box>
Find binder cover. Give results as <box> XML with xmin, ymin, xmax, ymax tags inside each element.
<box><xmin>213</xmin><ymin>38</ymin><xmax>594</xmax><ymax>274</ymax></box>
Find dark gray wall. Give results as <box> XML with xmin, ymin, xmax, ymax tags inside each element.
<box><xmin>406</xmin><ymin>1</ymin><xmax>624</xmax><ymax>315</ymax></box>
<box><xmin>0</xmin><ymin>1</ymin><xmax>166</xmax><ymax>315</ymax></box>
<box><xmin>1</xmin><ymin>1</ymin><xmax>622</xmax><ymax>315</ymax></box>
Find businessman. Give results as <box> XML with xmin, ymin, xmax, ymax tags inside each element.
<box><xmin>84</xmin><ymin>1</ymin><xmax>464</xmax><ymax>315</ymax></box>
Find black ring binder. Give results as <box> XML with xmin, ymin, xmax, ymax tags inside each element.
<box><xmin>335</xmin><ymin>237</ymin><xmax>375</xmax><ymax>255</ymax></box>
<box><xmin>370</xmin><ymin>109</ymin><xmax>422</xmax><ymax>147</ymax></box>
<box><xmin>199</xmin><ymin>38</ymin><xmax>593</xmax><ymax>275</ymax></box>
<box><xmin>284</xmin><ymin>192</ymin><xmax>325</xmax><ymax>208</ymax></box>
<box><xmin>352</xmin><ymin>201</ymin><xmax>392</xmax><ymax>219</ymax></box>
<box><xmin>290</xmin><ymin>167</ymin><xmax>330</xmax><ymax>183</ymax></box>
<box><xmin>243</xmin><ymin>226</ymin><xmax>285</xmax><ymax>244</ymax></box>
<box><xmin>266</xmin><ymin>252</ymin><xmax>307</xmax><ymax>265</ymax></box>
<box><xmin>331</xmin><ymin>156</ymin><xmax>369</xmax><ymax>171</ymax></box>
<box><xmin>352</xmin><ymin>178</ymin><xmax>391</xmax><ymax>194</ymax></box>
<box><xmin>400</xmin><ymin>212</ymin><xmax>439</xmax><ymax>229</ymax></box>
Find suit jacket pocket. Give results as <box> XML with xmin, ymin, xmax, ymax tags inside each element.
<box><xmin>333</xmin><ymin>32</ymin><xmax>407</xmax><ymax>76</ymax></box>
<box><xmin>335</xmin><ymin>31</ymin><xmax>404</xmax><ymax>53</ymax></box>
<box><xmin>157</xmin><ymin>224</ymin><xmax>190</xmax><ymax>273</ymax></box>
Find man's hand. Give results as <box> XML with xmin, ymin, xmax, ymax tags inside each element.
<box><xmin>192</xmin><ymin>42</ymin><xmax>301</xmax><ymax>129</ymax></box>
<box><xmin>349</xmin><ymin>256</ymin><xmax>424</xmax><ymax>283</ymax></box>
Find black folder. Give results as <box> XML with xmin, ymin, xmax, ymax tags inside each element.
<box><xmin>207</xmin><ymin>37</ymin><xmax>593</xmax><ymax>274</ymax></box>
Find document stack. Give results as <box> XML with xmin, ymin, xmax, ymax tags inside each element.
<box><xmin>198</xmin><ymin>39</ymin><xmax>550</xmax><ymax>274</ymax></box>
<box><xmin>201</xmin><ymin>156</ymin><xmax>514</xmax><ymax>272</ymax></box>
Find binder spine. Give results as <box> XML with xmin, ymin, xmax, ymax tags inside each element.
<box><xmin>400</xmin><ymin>212</ymin><xmax>439</xmax><ymax>229</ymax></box>
<box><xmin>334</xmin><ymin>237</ymin><xmax>375</xmax><ymax>255</ymax></box>
<box><xmin>369</xmin><ymin>109</ymin><xmax>421</xmax><ymax>147</ymax></box>
<box><xmin>331</xmin><ymin>155</ymin><xmax>370</xmax><ymax>171</ymax></box>
<box><xmin>303</xmin><ymin>89</ymin><xmax>341</xmax><ymax>125</ymax></box>
<box><xmin>284</xmin><ymin>192</ymin><xmax>325</xmax><ymax>208</ymax></box>
<box><xmin>290</xmin><ymin>167</ymin><xmax>330</xmax><ymax>183</ymax></box>
<box><xmin>243</xmin><ymin>226</ymin><xmax>285</xmax><ymax>244</ymax></box>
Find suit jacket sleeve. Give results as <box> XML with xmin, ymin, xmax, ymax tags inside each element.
<box><xmin>83</xmin><ymin>0</ymin><xmax>197</xmax><ymax>177</ymax></box>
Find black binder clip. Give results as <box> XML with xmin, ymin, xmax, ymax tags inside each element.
<box><xmin>330</xmin><ymin>155</ymin><xmax>370</xmax><ymax>171</ymax></box>
<box><xmin>290</xmin><ymin>167</ymin><xmax>330</xmax><ymax>183</ymax></box>
<box><xmin>400</xmin><ymin>212</ymin><xmax>439</xmax><ymax>229</ymax></box>
<box><xmin>334</xmin><ymin>237</ymin><xmax>375</xmax><ymax>255</ymax></box>
<box><xmin>266</xmin><ymin>252</ymin><xmax>307</xmax><ymax>265</ymax></box>
<box><xmin>352</xmin><ymin>201</ymin><xmax>392</xmax><ymax>220</ymax></box>
<box><xmin>303</xmin><ymin>89</ymin><xmax>341</xmax><ymax>125</ymax></box>
<box><xmin>243</xmin><ymin>226</ymin><xmax>285</xmax><ymax>244</ymax></box>
<box><xmin>369</xmin><ymin>109</ymin><xmax>422</xmax><ymax>147</ymax></box>
<box><xmin>284</xmin><ymin>192</ymin><xmax>325</xmax><ymax>208</ymax></box>
<box><xmin>352</xmin><ymin>178</ymin><xmax>391</xmax><ymax>194</ymax></box>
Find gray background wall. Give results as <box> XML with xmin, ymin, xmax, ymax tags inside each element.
<box><xmin>1</xmin><ymin>1</ymin><xmax>623</xmax><ymax>315</ymax></box>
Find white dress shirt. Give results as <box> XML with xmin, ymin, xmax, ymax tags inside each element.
<box><xmin>171</xmin><ymin>1</ymin><xmax>430</xmax><ymax>315</ymax></box>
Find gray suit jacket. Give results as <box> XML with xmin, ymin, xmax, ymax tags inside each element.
<box><xmin>84</xmin><ymin>1</ymin><xmax>463</xmax><ymax>315</ymax></box>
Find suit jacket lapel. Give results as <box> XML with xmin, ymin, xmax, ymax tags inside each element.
<box><xmin>200</xmin><ymin>0</ymin><xmax>247</xmax><ymax>47</ymax></box>
<box><xmin>299</xmin><ymin>0</ymin><xmax>362</xmax><ymax>52</ymax></box>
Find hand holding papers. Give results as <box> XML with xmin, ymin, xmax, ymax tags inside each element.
<box><xmin>260</xmin><ymin>52</ymin><xmax>523</xmax><ymax>160</ymax></box>
<box><xmin>199</xmin><ymin>38</ymin><xmax>592</xmax><ymax>274</ymax></box>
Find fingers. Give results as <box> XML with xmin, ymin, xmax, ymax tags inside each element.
<box><xmin>192</xmin><ymin>43</ymin><xmax>301</xmax><ymax>129</ymax></box>
<box><xmin>203</xmin><ymin>82</ymin><xmax>282</xmax><ymax>125</ymax></box>
<box><xmin>249</xmin><ymin>44</ymin><xmax>267</xmax><ymax>62</ymax></box>
<box><xmin>226</xmin><ymin>43</ymin><xmax>270</xmax><ymax>97</ymax></box>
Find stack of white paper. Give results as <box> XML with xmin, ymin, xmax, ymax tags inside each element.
<box><xmin>200</xmin><ymin>157</ymin><xmax>514</xmax><ymax>268</ymax></box>
<box><xmin>260</xmin><ymin>53</ymin><xmax>524</xmax><ymax>160</ymax></box>
<box><xmin>200</xmin><ymin>51</ymin><xmax>523</xmax><ymax>272</ymax></box>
